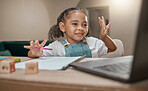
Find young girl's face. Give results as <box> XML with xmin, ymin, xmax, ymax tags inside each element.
<box><xmin>61</xmin><ymin>10</ymin><xmax>88</xmax><ymax>43</ymax></box>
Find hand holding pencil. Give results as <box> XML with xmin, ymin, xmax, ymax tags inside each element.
<box><xmin>24</xmin><ymin>40</ymin><xmax>50</xmax><ymax>58</ymax></box>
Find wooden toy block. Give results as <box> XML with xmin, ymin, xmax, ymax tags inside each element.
<box><xmin>25</xmin><ymin>61</ymin><xmax>38</xmax><ymax>74</ymax></box>
<box><xmin>0</xmin><ymin>61</ymin><xmax>15</xmax><ymax>73</ymax></box>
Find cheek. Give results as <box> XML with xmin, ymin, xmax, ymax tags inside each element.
<box><xmin>84</xmin><ymin>28</ymin><xmax>88</xmax><ymax>34</ymax></box>
<box><xmin>65</xmin><ymin>27</ymin><xmax>75</xmax><ymax>35</ymax></box>
<box><xmin>65</xmin><ymin>24</ymin><xmax>74</xmax><ymax>30</ymax></box>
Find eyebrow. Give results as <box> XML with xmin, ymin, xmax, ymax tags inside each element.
<box><xmin>70</xmin><ymin>20</ymin><xmax>79</xmax><ymax>22</ymax></box>
<box><xmin>70</xmin><ymin>20</ymin><xmax>87</xmax><ymax>23</ymax></box>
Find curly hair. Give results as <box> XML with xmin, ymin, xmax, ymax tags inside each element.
<box><xmin>48</xmin><ymin>7</ymin><xmax>87</xmax><ymax>42</ymax></box>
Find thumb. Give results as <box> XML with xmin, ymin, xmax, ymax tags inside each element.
<box><xmin>24</xmin><ymin>46</ymin><xmax>31</xmax><ymax>49</ymax></box>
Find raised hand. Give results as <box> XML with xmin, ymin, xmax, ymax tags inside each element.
<box><xmin>98</xmin><ymin>16</ymin><xmax>111</xmax><ymax>40</ymax></box>
<box><xmin>24</xmin><ymin>40</ymin><xmax>47</xmax><ymax>58</ymax></box>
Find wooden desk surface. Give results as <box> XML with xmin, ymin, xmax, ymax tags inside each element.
<box><xmin>0</xmin><ymin>57</ymin><xmax>148</xmax><ymax>91</ymax></box>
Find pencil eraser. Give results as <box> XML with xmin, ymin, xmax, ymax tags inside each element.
<box><xmin>25</xmin><ymin>61</ymin><xmax>38</xmax><ymax>74</ymax></box>
<box><xmin>0</xmin><ymin>61</ymin><xmax>15</xmax><ymax>73</ymax></box>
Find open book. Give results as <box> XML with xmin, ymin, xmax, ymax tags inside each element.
<box><xmin>15</xmin><ymin>56</ymin><xmax>84</xmax><ymax>70</ymax></box>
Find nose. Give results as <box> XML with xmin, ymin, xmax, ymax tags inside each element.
<box><xmin>77</xmin><ymin>25</ymin><xmax>83</xmax><ymax>31</ymax></box>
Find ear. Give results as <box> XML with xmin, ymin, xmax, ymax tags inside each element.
<box><xmin>59</xmin><ymin>22</ymin><xmax>65</xmax><ymax>33</ymax></box>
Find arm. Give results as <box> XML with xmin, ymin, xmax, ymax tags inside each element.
<box><xmin>101</xmin><ymin>35</ymin><xmax>117</xmax><ymax>52</ymax></box>
<box><xmin>24</xmin><ymin>40</ymin><xmax>47</xmax><ymax>58</ymax></box>
<box><xmin>98</xmin><ymin>16</ymin><xmax>117</xmax><ymax>52</ymax></box>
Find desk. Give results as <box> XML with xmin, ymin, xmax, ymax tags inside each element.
<box><xmin>0</xmin><ymin>57</ymin><xmax>148</xmax><ymax>91</ymax></box>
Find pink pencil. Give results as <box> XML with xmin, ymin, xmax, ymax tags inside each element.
<box><xmin>32</xmin><ymin>47</ymin><xmax>52</xmax><ymax>50</ymax></box>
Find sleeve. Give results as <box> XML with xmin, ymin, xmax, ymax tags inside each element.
<box><xmin>41</xmin><ymin>41</ymin><xmax>65</xmax><ymax>57</ymax></box>
<box><xmin>86</xmin><ymin>37</ymin><xmax>108</xmax><ymax>58</ymax></box>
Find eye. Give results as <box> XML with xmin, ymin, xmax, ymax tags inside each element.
<box><xmin>83</xmin><ymin>23</ymin><xmax>88</xmax><ymax>27</ymax></box>
<box><xmin>72</xmin><ymin>23</ymin><xmax>78</xmax><ymax>26</ymax></box>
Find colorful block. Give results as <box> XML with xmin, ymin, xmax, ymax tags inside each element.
<box><xmin>0</xmin><ymin>61</ymin><xmax>15</xmax><ymax>73</ymax></box>
<box><xmin>25</xmin><ymin>61</ymin><xmax>38</xmax><ymax>74</ymax></box>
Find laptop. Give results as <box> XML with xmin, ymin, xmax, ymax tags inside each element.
<box><xmin>70</xmin><ymin>0</ymin><xmax>148</xmax><ymax>83</ymax></box>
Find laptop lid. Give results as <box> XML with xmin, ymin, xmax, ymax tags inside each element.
<box><xmin>130</xmin><ymin>0</ymin><xmax>148</xmax><ymax>81</ymax></box>
<box><xmin>70</xmin><ymin>0</ymin><xmax>148</xmax><ymax>82</ymax></box>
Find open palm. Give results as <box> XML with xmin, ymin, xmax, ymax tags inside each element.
<box><xmin>98</xmin><ymin>16</ymin><xmax>111</xmax><ymax>40</ymax></box>
<box><xmin>24</xmin><ymin>40</ymin><xmax>47</xmax><ymax>57</ymax></box>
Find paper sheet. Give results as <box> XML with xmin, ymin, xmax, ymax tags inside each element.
<box><xmin>15</xmin><ymin>56</ymin><xmax>83</xmax><ymax>70</ymax></box>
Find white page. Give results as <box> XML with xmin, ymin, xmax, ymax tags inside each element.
<box><xmin>15</xmin><ymin>56</ymin><xmax>83</xmax><ymax>70</ymax></box>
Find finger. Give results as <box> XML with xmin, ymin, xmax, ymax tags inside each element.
<box><xmin>105</xmin><ymin>22</ymin><xmax>111</xmax><ymax>34</ymax></box>
<box><xmin>98</xmin><ymin>17</ymin><xmax>104</xmax><ymax>32</ymax></box>
<box><xmin>35</xmin><ymin>40</ymin><xmax>39</xmax><ymax>44</ymax></box>
<box><xmin>40</xmin><ymin>40</ymin><xmax>47</xmax><ymax>47</ymax></box>
<box><xmin>30</xmin><ymin>41</ymin><xmax>34</xmax><ymax>47</ymax></box>
<box><xmin>98</xmin><ymin>17</ymin><xmax>102</xmax><ymax>26</ymax></box>
<box><xmin>105</xmin><ymin>22</ymin><xmax>111</xmax><ymax>31</ymax></box>
<box><xmin>34</xmin><ymin>40</ymin><xmax>39</xmax><ymax>46</ymax></box>
<box><xmin>100</xmin><ymin>26</ymin><xmax>105</xmax><ymax>35</ymax></box>
<box><xmin>24</xmin><ymin>46</ymin><xmax>31</xmax><ymax>49</ymax></box>
<box><xmin>105</xmin><ymin>26</ymin><xmax>109</xmax><ymax>34</ymax></box>
<box><xmin>100</xmin><ymin>16</ymin><xmax>105</xmax><ymax>30</ymax></box>
<box><xmin>107</xmin><ymin>22</ymin><xmax>111</xmax><ymax>27</ymax></box>
<box><xmin>102</xmin><ymin>16</ymin><xmax>105</xmax><ymax>26</ymax></box>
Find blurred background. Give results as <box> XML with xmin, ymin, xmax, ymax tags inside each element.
<box><xmin>0</xmin><ymin>0</ymin><xmax>142</xmax><ymax>55</ymax></box>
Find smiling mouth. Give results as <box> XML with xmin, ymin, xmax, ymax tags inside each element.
<box><xmin>75</xmin><ymin>33</ymin><xmax>83</xmax><ymax>37</ymax></box>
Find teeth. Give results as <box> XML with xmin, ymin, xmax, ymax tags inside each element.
<box><xmin>75</xmin><ymin>32</ymin><xmax>83</xmax><ymax>34</ymax></box>
<box><xmin>75</xmin><ymin>31</ymin><xmax>83</xmax><ymax>36</ymax></box>
<box><xmin>75</xmin><ymin>31</ymin><xmax>79</xmax><ymax>33</ymax></box>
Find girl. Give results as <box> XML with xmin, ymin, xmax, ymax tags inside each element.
<box><xmin>24</xmin><ymin>7</ymin><xmax>117</xmax><ymax>58</ymax></box>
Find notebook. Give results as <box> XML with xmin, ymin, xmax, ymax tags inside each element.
<box><xmin>15</xmin><ymin>56</ymin><xmax>84</xmax><ymax>70</ymax></box>
<box><xmin>70</xmin><ymin>0</ymin><xmax>148</xmax><ymax>83</ymax></box>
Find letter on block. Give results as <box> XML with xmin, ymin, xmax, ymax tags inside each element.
<box><xmin>0</xmin><ymin>61</ymin><xmax>15</xmax><ymax>73</ymax></box>
<box><xmin>25</xmin><ymin>61</ymin><xmax>38</xmax><ymax>74</ymax></box>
